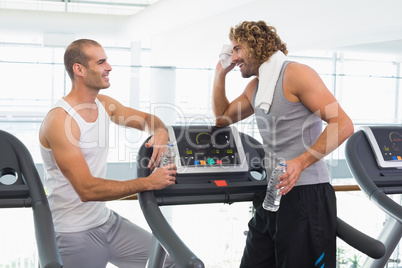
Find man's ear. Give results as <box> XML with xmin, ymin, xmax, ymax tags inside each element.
<box><xmin>73</xmin><ymin>63</ymin><xmax>85</xmax><ymax>77</ymax></box>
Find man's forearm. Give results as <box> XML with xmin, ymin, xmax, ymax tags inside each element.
<box><xmin>144</xmin><ymin>114</ymin><xmax>167</xmax><ymax>135</ymax></box>
<box><xmin>299</xmin><ymin>117</ymin><xmax>354</xmax><ymax>169</ymax></box>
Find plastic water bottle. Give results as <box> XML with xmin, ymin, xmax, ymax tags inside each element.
<box><xmin>160</xmin><ymin>141</ymin><xmax>176</xmax><ymax>168</ymax></box>
<box><xmin>263</xmin><ymin>161</ymin><xmax>287</xmax><ymax>212</ymax></box>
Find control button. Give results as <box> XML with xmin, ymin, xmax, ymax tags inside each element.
<box><xmin>214</xmin><ymin>180</ymin><xmax>227</xmax><ymax>187</ymax></box>
<box><xmin>216</xmin><ymin>160</ymin><xmax>222</xmax><ymax>164</ymax></box>
<box><xmin>200</xmin><ymin>160</ymin><xmax>206</xmax><ymax>165</ymax></box>
<box><xmin>393</xmin><ymin>156</ymin><xmax>398</xmax><ymax>160</ymax></box>
<box><xmin>398</xmin><ymin>156</ymin><xmax>402</xmax><ymax>160</ymax></box>
<box><xmin>194</xmin><ymin>160</ymin><xmax>200</xmax><ymax>165</ymax></box>
<box><xmin>207</xmin><ymin>158</ymin><xmax>215</xmax><ymax>165</ymax></box>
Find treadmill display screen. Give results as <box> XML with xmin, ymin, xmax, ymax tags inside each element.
<box><xmin>173</xmin><ymin>126</ymin><xmax>240</xmax><ymax>167</ymax></box>
<box><xmin>371</xmin><ymin>128</ymin><xmax>402</xmax><ymax>161</ymax></box>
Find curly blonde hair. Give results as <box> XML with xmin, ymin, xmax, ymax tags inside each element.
<box><xmin>229</xmin><ymin>21</ymin><xmax>288</xmax><ymax>64</ymax></box>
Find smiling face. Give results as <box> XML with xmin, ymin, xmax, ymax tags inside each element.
<box><xmin>81</xmin><ymin>45</ymin><xmax>112</xmax><ymax>90</ymax></box>
<box><xmin>231</xmin><ymin>40</ymin><xmax>260</xmax><ymax>78</ymax></box>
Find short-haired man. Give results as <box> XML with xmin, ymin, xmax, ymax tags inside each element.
<box><xmin>39</xmin><ymin>39</ymin><xmax>176</xmax><ymax>268</ymax></box>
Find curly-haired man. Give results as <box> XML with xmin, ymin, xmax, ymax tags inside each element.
<box><xmin>212</xmin><ymin>20</ymin><xmax>354</xmax><ymax>268</ymax></box>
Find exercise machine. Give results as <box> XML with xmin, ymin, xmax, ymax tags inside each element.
<box><xmin>346</xmin><ymin>126</ymin><xmax>402</xmax><ymax>267</ymax></box>
<box><xmin>138</xmin><ymin>125</ymin><xmax>385</xmax><ymax>267</ymax></box>
<box><xmin>0</xmin><ymin>130</ymin><xmax>63</xmax><ymax>268</ymax></box>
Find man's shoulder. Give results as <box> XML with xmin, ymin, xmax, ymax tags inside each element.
<box><xmin>284</xmin><ymin>61</ymin><xmax>314</xmax><ymax>75</ymax></box>
<box><xmin>42</xmin><ymin>106</ymin><xmax>81</xmax><ymax>147</ymax></box>
<box><xmin>48</xmin><ymin>106</ymin><xmax>69</xmax><ymax>119</ymax></box>
<box><xmin>42</xmin><ymin>107</ymin><xmax>71</xmax><ymax>130</ymax></box>
<box><xmin>283</xmin><ymin>62</ymin><xmax>318</xmax><ymax>89</ymax></box>
<box><xmin>40</xmin><ymin>106</ymin><xmax>73</xmax><ymax>148</ymax></box>
<box><xmin>97</xmin><ymin>94</ymin><xmax>118</xmax><ymax>110</ymax></box>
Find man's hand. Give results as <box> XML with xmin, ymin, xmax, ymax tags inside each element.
<box><xmin>145</xmin><ymin>128</ymin><xmax>169</xmax><ymax>170</ymax></box>
<box><xmin>277</xmin><ymin>158</ymin><xmax>304</xmax><ymax>195</ymax></box>
<box><xmin>147</xmin><ymin>163</ymin><xmax>177</xmax><ymax>190</ymax></box>
<box><xmin>216</xmin><ymin>60</ymin><xmax>235</xmax><ymax>76</ymax></box>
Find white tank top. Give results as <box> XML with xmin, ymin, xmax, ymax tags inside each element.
<box><xmin>40</xmin><ymin>98</ymin><xmax>111</xmax><ymax>232</ymax></box>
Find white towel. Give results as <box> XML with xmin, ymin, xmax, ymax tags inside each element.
<box><xmin>219</xmin><ymin>44</ymin><xmax>233</xmax><ymax>69</ymax></box>
<box><xmin>255</xmin><ymin>51</ymin><xmax>288</xmax><ymax>113</ymax></box>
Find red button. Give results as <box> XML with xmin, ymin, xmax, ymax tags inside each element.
<box><xmin>214</xmin><ymin>180</ymin><xmax>227</xmax><ymax>186</ymax></box>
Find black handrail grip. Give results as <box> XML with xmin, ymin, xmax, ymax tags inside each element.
<box><xmin>0</xmin><ymin>130</ymin><xmax>63</xmax><ymax>268</ymax></box>
<box><xmin>337</xmin><ymin>218</ymin><xmax>385</xmax><ymax>259</ymax></box>
<box><xmin>138</xmin><ymin>191</ymin><xmax>204</xmax><ymax>268</ymax></box>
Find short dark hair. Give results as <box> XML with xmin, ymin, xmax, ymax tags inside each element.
<box><xmin>64</xmin><ymin>39</ymin><xmax>101</xmax><ymax>80</ymax></box>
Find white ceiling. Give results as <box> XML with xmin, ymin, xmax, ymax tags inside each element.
<box><xmin>130</xmin><ymin>0</ymin><xmax>402</xmax><ymax>65</ymax></box>
<box><xmin>0</xmin><ymin>0</ymin><xmax>401</xmax><ymax>65</ymax></box>
<box><xmin>0</xmin><ymin>0</ymin><xmax>161</xmax><ymax>15</ymax></box>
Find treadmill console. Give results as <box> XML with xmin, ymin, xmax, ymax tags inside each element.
<box><xmin>361</xmin><ymin>126</ymin><xmax>402</xmax><ymax>169</ymax></box>
<box><xmin>167</xmin><ymin>125</ymin><xmax>249</xmax><ymax>174</ymax></box>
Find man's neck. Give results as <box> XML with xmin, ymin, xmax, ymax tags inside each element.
<box><xmin>64</xmin><ymin>88</ymin><xmax>100</xmax><ymax>123</ymax></box>
<box><xmin>66</xmin><ymin>86</ymin><xmax>100</xmax><ymax>105</ymax></box>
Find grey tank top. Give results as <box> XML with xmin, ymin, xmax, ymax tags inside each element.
<box><xmin>252</xmin><ymin>61</ymin><xmax>330</xmax><ymax>186</ymax></box>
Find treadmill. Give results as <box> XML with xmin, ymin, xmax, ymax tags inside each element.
<box><xmin>138</xmin><ymin>125</ymin><xmax>385</xmax><ymax>268</ymax></box>
<box><xmin>346</xmin><ymin>126</ymin><xmax>402</xmax><ymax>267</ymax></box>
<box><xmin>0</xmin><ymin>130</ymin><xmax>63</xmax><ymax>268</ymax></box>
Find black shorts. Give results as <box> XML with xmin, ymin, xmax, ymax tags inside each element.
<box><xmin>240</xmin><ymin>183</ymin><xmax>337</xmax><ymax>268</ymax></box>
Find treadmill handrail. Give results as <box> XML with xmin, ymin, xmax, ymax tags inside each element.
<box><xmin>345</xmin><ymin>130</ymin><xmax>402</xmax><ymax>222</ymax></box>
<box><xmin>138</xmin><ymin>190</ymin><xmax>204</xmax><ymax>268</ymax></box>
<box><xmin>337</xmin><ymin>218</ymin><xmax>385</xmax><ymax>259</ymax></box>
<box><xmin>137</xmin><ymin>135</ymin><xmax>204</xmax><ymax>267</ymax></box>
<box><xmin>0</xmin><ymin>130</ymin><xmax>63</xmax><ymax>268</ymax></box>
